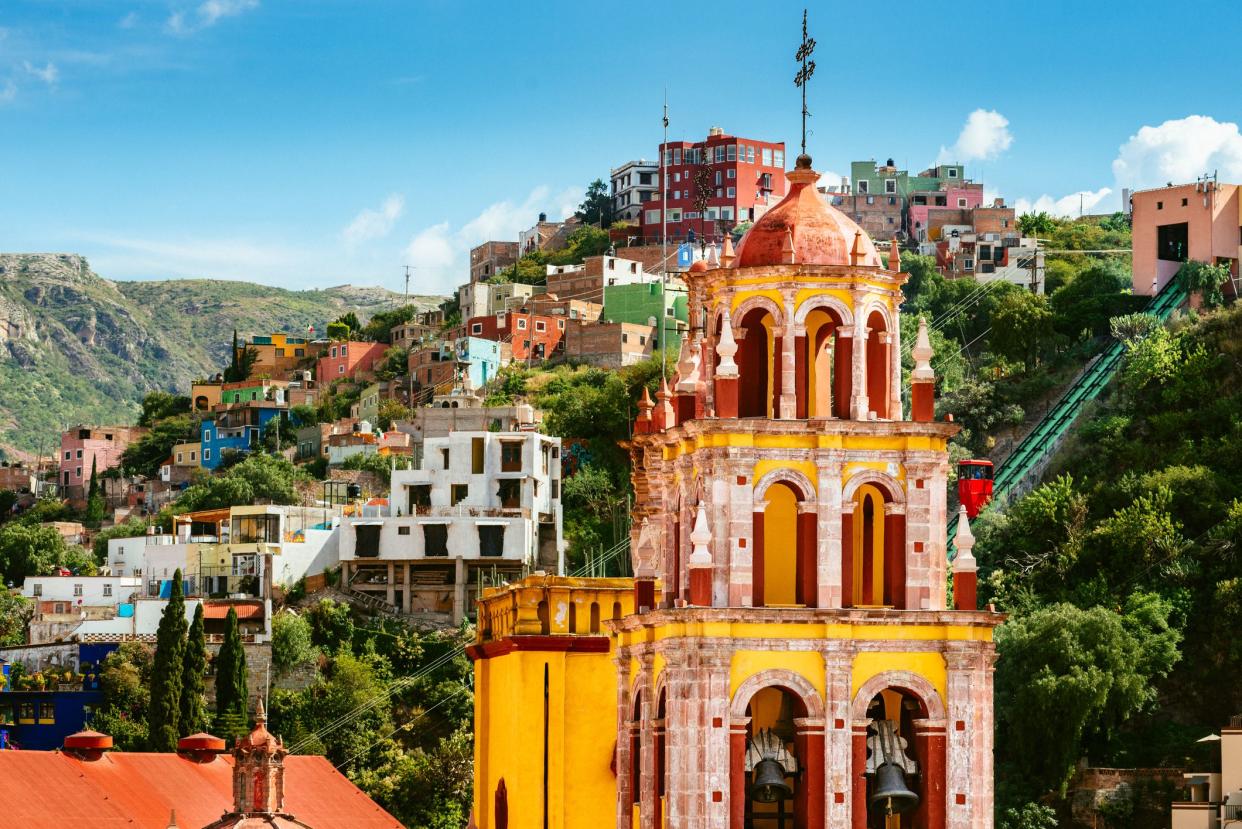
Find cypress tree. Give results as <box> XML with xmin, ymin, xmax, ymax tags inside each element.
<box><xmin>180</xmin><ymin>603</ymin><xmax>207</xmax><ymax>736</ymax></box>
<box><xmin>214</xmin><ymin>607</ymin><xmax>249</xmax><ymax>740</ymax></box>
<box><xmin>87</xmin><ymin>456</ymin><xmax>99</xmax><ymax>501</ymax></box>
<box><xmin>148</xmin><ymin>568</ymin><xmax>187</xmax><ymax>751</ymax></box>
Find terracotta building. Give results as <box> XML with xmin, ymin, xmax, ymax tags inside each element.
<box><xmin>315</xmin><ymin>340</ymin><xmax>389</xmax><ymax>385</ymax></box>
<box><xmin>1130</xmin><ymin>179</ymin><xmax>1241</xmax><ymax>296</ymax></box>
<box><xmin>464</xmin><ymin>310</ymin><xmax>566</xmax><ymax>362</ymax></box>
<box><xmin>469</xmin><ymin>156</ymin><xmax>1002</xmax><ymax>829</ymax></box>
<box><xmin>0</xmin><ymin>702</ymin><xmax>402</xmax><ymax>828</ymax></box>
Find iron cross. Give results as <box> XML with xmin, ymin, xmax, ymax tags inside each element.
<box><xmin>794</xmin><ymin>9</ymin><xmax>816</xmax><ymax>159</ymax></box>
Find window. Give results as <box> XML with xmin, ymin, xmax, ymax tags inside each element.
<box><xmin>727</xmin><ymin>187</ymin><xmax>736</xmax><ymax>198</ymax></box>
<box><xmin>441</xmin><ymin>448</ymin><xmax>450</xmax><ymax>469</ymax></box>
<box><xmin>888</xmin><ymin>196</ymin><xmax>897</xmax><ymax>205</ymax></box>
<box><xmin>423</xmin><ymin>524</ymin><xmax>448</xmax><ymax>556</ymax></box>
<box><xmin>498</xmin><ymin>479</ymin><xmax>521</xmax><ymax>508</ymax></box>
<box><xmin>714</xmin><ymin>171</ymin><xmax>721</xmax><ymax>185</ymax></box>
<box><xmin>73</xmin><ymin>583</ymin><xmax>83</xmax><ymax>596</ymax></box>
<box><xmin>32</xmin><ymin>583</ymin><xmax>41</xmax><ymax>597</ymax></box>
<box><xmin>551</xmin><ymin>480</ymin><xmax>560</xmax><ymax>500</ymax></box>
<box><xmin>451</xmin><ymin>484</ymin><xmax>469</xmax><ymax>505</ymax></box>
<box><xmin>963</xmin><ymin>258</ymin><xmax>975</xmax><ymax>271</ymax></box>
<box><xmin>885</xmin><ymin>179</ymin><xmax>896</xmax><ymax>193</ymax></box>
<box><xmin>672</xmin><ymin>148</ymin><xmax>681</xmax><ymax>165</ymax></box>
<box><xmin>857</xmin><ymin>179</ymin><xmax>869</xmax><ymax>193</ymax></box>
<box><xmin>275</xmin><ymin>347</ymin><xmax>285</xmax><ymax>357</ymax></box>
<box><xmin>340</xmin><ymin>345</ymin><xmax>348</xmax><ymax>356</ymax></box>
<box><xmin>1157</xmin><ymin>222</ymin><xmax>1189</xmax><ymax>262</ymax></box>
<box><xmin>673</xmin><ymin>172</ymin><xmax>680</xmax><ymax>183</ymax></box>
<box><xmin>338</xmin><ymin>365</ymin><xmax>344</xmax><ymax>374</ymax></box>
<box><xmin>397</xmin><ymin>526</ymin><xmax>411</xmax><ymax>536</ymax></box>
<box><xmin>64</xmin><ymin>450</ymin><xmax>70</xmax><ymax>460</ymax></box>
<box><xmin>76</xmin><ymin>467</ymin><xmax>82</xmax><ymax>479</ymax></box>
<box><xmin>622</xmin><ymin>333</ymin><xmax>629</xmax><ymax>344</ymax></box>
<box><xmin>557</xmin><ymin>319</ymin><xmax>565</xmax><ymax>330</ymax></box>
<box><xmin>331</xmin><ymin>346</ymin><xmax>337</xmax><ymax>357</ymax></box>
<box><xmin>867</xmin><ymin>196</ymin><xmax>875</xmax><ymax>205</ymax></box>
<box><xmin>727</xmin><ymin>144</ymin><xmax>736</xmax><ymax>161</ymax></box>
<box><xmin>407</xmin><ymin>484</ymin><xmax>431</xmax><ymax>513</ymax></box>
<box><xmin>76</xmin><ymin>449</ymin><xmax>83</xmax><ymax>459</ymax></box>
<box><xmin>471</xmin><ymin>323</ymin><xmax>483</xmax><ymax>335</ymax></box>
<box><xmin>663</xmin><ymin>149</ymin><xmax>672</xmax><ymax>166</ymax></box>
<box><xmin>639</xmin><ymin>335</ymin><xmax>647</xmax><ymax>345</ymax></box>
<box><xmin>958</xmin><ymin>198</ymin><xmax>967</xmax><ymax>208</ymax></box>
<box><xmin>1156</xmin><ymin>201</ymin><xmax>1163</xmax><ymax>210</ymax></box>
<box><xmin>1181</xmin><ymin>197</ymin><xmax>1189</xmax><ymax>206</ymax></box>
<box><xmin>479</xmin><ymin>525</ymin><xmax>505</xmax><ymax>557</ymax></box>
<box><xmin>774</xmin><ymin>150</ymin><xmax>784</xmax><ymax>168</ymax></box>
<box><xmin>715</xmin><ymin>146</ymin><xmax>725</xmax><ymax>162</ymax></box>
<box><xmin>747</xmin><ymin>145</ymin><xmax>755</xmax><ymax>164</ymax></box>
<box><xmin>295</xmin><ymin>348</ymin><xmax>304</xmax><ymax>357</ymax></box>
<box><xmin>948</xmin><ymin>168</ymin><xmax>958</xmax><ymax>178</ymax></box>
<box><xmin>204</xmin><ymin>448</ymin><xmax>212</xmax><ymax>461</ymax></box>
<box><xmin>761</xmin><ymin>148</ymin><xmax>772</xmax><ymax>166</ymax></box>
<box><xmin>535</xmin><ymin>320</ymin><xmax>546</xmax><ymax>332</ymax></box>
<box><xmin>472</xmin><ymin>437</ymin><xmax>485</xmax><ymax>474</ymax></box>
<box><xmin>500</xmin><ymin>441</ymin><xmax>523</xmax><ymax>472</ymax></box>
<box><xmin>645</xmin><ymin>209</ymin><xmax>660</xmax><ymax>225</ymax></box>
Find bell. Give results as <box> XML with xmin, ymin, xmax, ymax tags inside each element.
<box><xmin>750</xmin><ymin>757</ymin><xmax>793</xmax><ymax>803</ymax></box>
<box><xmin>870</xmin><ymin>761</ymin><xmax>919</xmax><ymax>815</ymax></box>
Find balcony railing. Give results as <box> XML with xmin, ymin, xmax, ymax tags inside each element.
<box><xmin>396</xmin><ymin>505</ymin><xmax>528</xmax><ymax>519</ymax></box>
<box><xmin>1225</xmin><ymin>804</ymin><xmax>1242</xmax><ymax>820</ymax></box>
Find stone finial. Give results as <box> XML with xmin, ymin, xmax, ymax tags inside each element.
<box><xmin>166</xmin><ymin>810</ymin><xmax>179</xmax><ymax>829</ymax></box>
<box><xmin>656</xmin><ymin>377</ymin><xmax>675</xmax><ymax>429</ymax></box>
<box><xmin>953</xmin><ymin>506</ymin><xmax>976</xmax><ymax>573</ymax></box>
<box><xmin>707</xmin><ymin>243</ymin><xmax>720</xmax><ymax>267</ymax></box>
<box><xmin>912</xmin><ymin>316</ymin><xmax>934</xmax><ymax>382</ymax></box>
<box><xmin>850</xmin><ymin>231</ymin><xmax>865</xmax><ymax>266</ymax></box>
<box><xmin>675</xmin><ymin>332</ymin><xmax>694</xmax><ymax>385</ymax></box>
<box><xmin>889</xmin><ymin>238</ymin><xmax>901</xmax><ymax>272</ymax></box>
<box><xmin>720</xmin><ymin>234</ymin><xmax>736</xmax><ymax>267</ymax></box>
<box><xmin>639</xmin><ymin>386</ymin><xmax>654</xmax><ymax>415</ymax></box>
<box><xmin>781</xmin><ymin>229</ymin><xmax>796</xmax><ymax>265</ymax></box>
<box><xmin>689</xmin><ymin>504</ymin><xmax>712</xmax><ymax>566</ymax></box>
<box><xmin>715</xmin><ymin>310</ymin><xmax>739</xmax><ymax>377</ymax></box>
<box><xmin>677</xmin><ymin>336</ymin><xmax>702</xmax><ymax>394</ymax></box>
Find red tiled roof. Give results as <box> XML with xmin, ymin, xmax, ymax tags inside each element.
<box><xmin>202</xmin><ymin>602</ymin><xmax>265</xmax><ymax>620</ymax></box>
<box><xmin>0</xmin><ymin>750</ymin><xmax>403</xmax><ymax>828</ymax></box>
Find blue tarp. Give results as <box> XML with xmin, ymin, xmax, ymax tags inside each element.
<box><xmin>117</xmin><ymin>603</ymin><xmax>134</xmax><ymax>618</ymax></box>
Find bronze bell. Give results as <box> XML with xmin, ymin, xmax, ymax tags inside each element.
<box><xmin>870</xmin><ymin>761</ymin><xmax>919</xmax><ymax>815</ymax></box>
<box><xmin>750</xmin><ymin>757</ymin><xmax>793</xmax><ymax>803</ymax></box>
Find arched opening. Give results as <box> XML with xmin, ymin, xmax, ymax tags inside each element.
<box><xmin>736</xmin><ymin>307</ymin><xmax>777</xmax><ymax>418</ymax></box>
<box><xmin>629</xmin><ymin>690</ymin><xmax>643</xmax><ymax>815</ymax></box>
<box><xmin>494</xmin><ymin>778</ymin><xmax>508</xmax><ymax>829</ymax></box>
<box><xmin>858</xmin><ymin>689</ymin><xmax>939</xmax><ymax>829</ymax></box>
<box><xmin>537</xmin><ymin>600</ymin><xmax>550</xmax><ymax>634</ymax></box>
<box><xmin>842</xmin><ymin>483</ymin><xmax>906</xmax><ymax>609</ymax></box>
<box><xmin>799</xmin><ymin>307</ymin><xmax>845</xmax><ymax>418</ymax></box>
<box><xmin>194</xmin><ymin>395</ymin><xmax>209</xmax><ymax>411</ymax></box>
<box><xmin>762</xmin><ymin>482</ymin><xmax>799</xmax><ymax>606</ymax></box>
<box><xmin>655</xmin><ymin>687</ymin><xmax>668</xmax><ymax>828</ymax></box>
<box><xmin>865</xmin><ymin>309</ymin><xmax>891</xmax><ymax>420</ymax></box>
<box><xmin>612</xmin><ymin>601</ymin><xmax>622</xmax><ymax>621</ymax></box>
<box><xmin>742</xmin><ymin>686</ymin><xmax>810</xmax><ymax>829</ymax></box>
<box><xmin>568</xmin><ymin>602</ymin><xmax>577</xmax><ymax>633</ymax></box>
<box><xmin>589</xmin><ymin>602</ymin><xmax>600</xmax><ymax>633</ymax></box>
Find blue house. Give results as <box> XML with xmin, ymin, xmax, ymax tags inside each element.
<box><xmin>200</xmin><ymin>402</ymin><xmax>286</xmax><ymax>470</ymax></box>
<box><xmin>0</xmin><ymin>643</ymin><xmax>116</xmax><ymax>750</ymax></box>
<box><xmin>457</xmin><ymin>336</ymin><xmax>501</xmax><ymax>390</ymax></box>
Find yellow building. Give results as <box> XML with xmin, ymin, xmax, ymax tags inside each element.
<box><xmin>471</xmin><ymin>155</ymin><xmax>1002</xmax><ymax>829</ymax></box>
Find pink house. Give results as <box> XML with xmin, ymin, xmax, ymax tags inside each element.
<box><xmin>1130</xmin><ymin>181</ymin><xmax>1240</xmax><ymax>296</ymax></box>
<box><xmin>909</xmin><ymin>185</ymin><xmax>985</xmax><ymax>240</ymax></box>
<box><xmin>59</xmin><ymin>425</ymin><xmax>146</xmax><ymax>502</ymax></box>
<box><xmin>315</xmin><ymin>340</ymin><xmax>389</xmax><ymax>385</ymax></box>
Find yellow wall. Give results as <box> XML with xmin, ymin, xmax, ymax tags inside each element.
<box><xmin>730</xmin><ymin>650</ymin><xmax>825</xmax><ymax>699</ymax></box>
<box><xmin>851</xmin><ymin>651</ymin><xmax>947</xmax><ymax>705</ymax></box>
<box><xmin>763</xmin><ymin>483</ymin><xmax>798</xmax><ymax>606</ymax></box>
<box><xmin>475</xmin><ymin>647</ymin><xmax>619</xmax><ymax>829</ymax></box>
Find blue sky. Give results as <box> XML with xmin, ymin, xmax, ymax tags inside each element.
<box><xmin>2</xmin><ymin>0</ymin><xmax>1242</xmax><ymax>296</ymax></box>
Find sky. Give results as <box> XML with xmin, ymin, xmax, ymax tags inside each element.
<box><xmin>2</xmin><ymin>0</ymin><xmax>1242</xmax><ymax>296</ymax></box>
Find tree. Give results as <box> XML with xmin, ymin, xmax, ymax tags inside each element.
<box><xmin>995</xmin><ymin>595</ymin><xmax>1180</xmax><ymax>800</ymax></box>
<box><xmin>92</xmin><ymin>642</ymin><xmax>154</xmax><ymax>750</ymax></box>
<box><xmin>1050</xmin><ymin>259</ymin><xmax>1142</xmax><ymax>340</ymax></box>
<box><xmin>991</xmin><ymin>291</ymin><xmax>1054</xmax><ymax>372</ymax></box>
<box><xmin>148</xmin><ymin>568</ymin><xmax>187</xmax><ymax>751</ymax></box>
<box><xmin>261</xmin><ymin>413</ymin><xmax>296</xmax><ymax>453</ymax></box>
<box><xmin>575</xmin><ymin>179</ymin><xmax>613</xmax><ymax>227</ymax></box>
<box><xmin>0</xmin><ymin>523</ymin><xmax>70</xmax><ymax>583</ymax></box>
<box><xmin>0</xmin><ymin>591</ymin><xmax>32</xmax><ymax>645</ymax></box>
<box><xmin>83</xmin><ymin>456</ymin><xmax>107</xmax><ymax>525</ymax></box>
<box><xmin>224</xmin><ymin>329</ymin><xmax>259</xmax><ymax>383</ymax></box>
<box><xmin>333</xmin><ymin>312</ymin><xmax>362</xmax><ymax>338</ymax></box>
<box><xmin>326</xmin><ymin>321</ymin><xmax>350</xmax><ymax>340</ymax></box>
<box><xmin>175</xmin><ymin>453</ymin><xmax>302</xmax><ymax>512</ymax></box>
<box><xmin>1109</xmin><ymin>312</ymin><xmax>1161</xmax><ymax>344</ymax></box>
<box><xmin>180</xmin><ymin>603</ymin><xmax>207</xmax><ymax>736</ymax></box>
<box><xmin>998</xmin><ymin>803</ymin><xmax>1059</xmax><ymax>829</ymax></box>
<box><xmin>272</xmin><ymin>610</ymin><xmax>319</xmax><ymax>675</ymax></box>
<box><xmin>121</xmin><ymin>414</ymin><xmax>195</xmax><ymax>478</ymax></box>
<box><xmin>215</xmin><ymin>607</ymin><xmax>250</xmax><ymax>740</ymax></box>
<box><xmin>1178</xmin><ymin>259</ymin><xmax>1231</xmax><ymax>308</ymax></box>
<box><xmin>376</xmin><ymin>397</ymin><xmax>411</xmax><ymax>431</ymax></box>
<box><xmin>1017</xmin><ymin>211</ymin><xmax>1057</xmax><ymax>236</ymax></box>
<box><xmin>361</xmin><ymin>305</ymin><xmax>418</xmax><ymax>343</ymax></box>
<box><xmin>307</xmin><ymin>598</ymin><xmax>355</xmax><ymax>654</ymax></box>
<box><xmin>137</xmin><ymin>391</ymin><xmax>192</xmax><ymax>427</ymax></box>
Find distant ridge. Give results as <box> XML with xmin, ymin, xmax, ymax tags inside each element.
<box><xmin>0</xmin><ymin>253</ymin><xmax>445</xmax><ymax>458</ymax></box>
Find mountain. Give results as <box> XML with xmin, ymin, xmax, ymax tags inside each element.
<box><xmin>0</xmin><ymin>253</ymin><xmax>444</xmax><ymax>458</ymax></box>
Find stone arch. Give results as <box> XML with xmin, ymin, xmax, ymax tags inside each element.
<box><xmin>730</xmin><ymin>667</ymin><xmax>826</xmax><ymax>721</ymax></box>
<box><xmin>793</xmin><ymin>293</ymin><xmax>854</xmax><ymax>330</ymax></box>
<box><xmin>731</xmin><ymin>294</ymin><xmax>785</xmax><ymax>328</ymax></box>
<box><xmin>841</xmin><ymin>469</ymin><xmax>906</xmax><ymax>506</ymax></box>
<box><xmin>856</xmin><ymin>299</ymin><xmax>894</xmax><ymax>334</ymax></box>
<box><xmin>849</xmin><ymin>669</ymin><xmax>946</xmax><ymax>722</ymax></box>
<box><xmin>753</xmin><ymin>467</ymin><xmax>816</xmax><ymax>503</ymax></box>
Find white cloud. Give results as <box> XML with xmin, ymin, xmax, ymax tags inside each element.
<box><xmin>342</xmin><ymin>194</ymin><xmax>405</xmax><ymax>245</ymax></box>
<box><xmin>22</xmin><ymin>61</ymin><xmax>58</xmax><ymax>86</ymax></box>
<box><xmin>404</xmin><ymin>185</ymin><xmax>580</xmax><ymax>293</ymax></box>
<box><xmin>119</xmin><ymin>12</ymin><xmax>140</xmax><ymax>29</ymax></box>
<box><xmin>167</xmin><ymin>0</ymin><xmax>259</xmax><ymax>35</ymax></box>
<box><xmin>1013</xmin><ymin>187</ymin><xmax>1113</xmax><ymax>218</ymax></box>
<box><xmin>937</xmin><ymin>109</ymin><xmax>1013</xmax><ymax>164</ymax></box>
<box><xmin>0</xmin><ymin>81</ymin><xmax>15</xmax><ymax>105</ymax></box>
<box><xmin>1112</xmin><ymin>115</ymin><xmax>1242</xmax><ymax>189</ymax></box>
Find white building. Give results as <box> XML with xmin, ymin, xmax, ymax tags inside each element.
<box><xmin>458</xmin><ymin>281</ymin><xmax>535</xmax><ymax>323</ymax></box>
<box><xmin>338</xmin><ymin>430</ymin><xmax>564</xmax><ymax>623</ymax></box>
<box><xmin>22</xmin><ymin>576</ymin><xmax>142</xmax><ymax>607</ymax></box>
<box><xmin>611</xmin><ymin>159</ymin><xmax>659</xmax><ymax>222</ymax></box>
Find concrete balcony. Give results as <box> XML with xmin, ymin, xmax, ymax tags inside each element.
<box><xmin>1171</xmin><ymin>802</ymin><xmax>1218</xmax><ymax>829</ymax></box>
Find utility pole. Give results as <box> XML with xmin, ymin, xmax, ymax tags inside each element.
<box><xmin>403</xmin><ymin>266</ymin><xmax>416</xmax><ymax>304</ymax></box>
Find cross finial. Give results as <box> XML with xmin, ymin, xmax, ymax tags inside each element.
<box><xmin>794</xmin><ymin>8</ymin><xmax>816</xmax><ymax>164</ymax></box>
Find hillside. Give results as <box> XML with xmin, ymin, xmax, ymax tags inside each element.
<box><xmin>0</xmin><ymin>253</ymin><xmax>443</xmax><ymax>457</ymax></box>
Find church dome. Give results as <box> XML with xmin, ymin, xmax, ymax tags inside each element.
<box><xmin>734</xmin><ymin>158</ymin><xmax>883</xmax><ymax>269</ymax></box>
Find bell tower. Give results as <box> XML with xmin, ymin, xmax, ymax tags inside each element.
<box><xmin>618</xmin><ymin>151</ymin><xmax>1001</xmax><ymax>829</ymax></box>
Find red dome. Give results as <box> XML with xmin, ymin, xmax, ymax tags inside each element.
<box><xmin>734</xmin><ymin>164</ymin><xmax>882</xmax><ymax>268</ymax></box>
<box><xmin>688</xmin><ymin>260</ymin><xmax>708</xmax><ymax>273</ymax></box>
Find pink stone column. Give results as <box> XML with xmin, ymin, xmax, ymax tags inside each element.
<box><xmin>823</xmin><ymin>648</ymin><xmax>854</xmax><ymax>828</ymax></box>
<box><xmin>729</xmin><ymin>721</ymin><xmax>748</xmax><ymax>829</ymax></box>
<box><xmin>816</xmin><ymin>460</ymin><xmax>844</xmax><ymax>610</ymax></box>
<box><xmin>779</xmin><ymin>300</ymin><xmax>797</xmax><ymax>419</ymax></box>
<box><xmin>614</xmin><ymin>650</ymin><xmax>634</xmax><ymax>829</ymax></box>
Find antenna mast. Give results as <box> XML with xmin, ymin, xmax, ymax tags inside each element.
<box><xmin>661</xmin><ymin>91</ymin><xmax>669</xmax><ymax>385</ymax></box>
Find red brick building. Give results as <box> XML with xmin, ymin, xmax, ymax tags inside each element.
<box><xmin>640</xmin><ymin>126</ymin><xmax>788</xmax><ymax>245</ymax></box>
<box><xmin>316</xmin><ymin>340</ymin><xmax>389</xmax><ymax>385</ymax></box>
<box><xmin>463</xmin><ymin>310</ymin><xmax>567</xmax><ymax>362</ymax></box>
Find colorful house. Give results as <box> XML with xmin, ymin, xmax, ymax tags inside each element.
<box><xmin>200</xmin><ymin>403</ymin><xmax>286</xmax><ymax>470</ymax></box>
<box><xmin>58</xmin><ymin>425</ymin><xmax>146</xmax><ymax>503</ymax></box>
<box><xmin>236</xmin><ymin>332</ymin><xmax>323</xmax><ymax>379</ymax></box>
<box><xmin>0</xmin><ymin>642</ymin><xmax>116</xmax><ymax>750</ymax></box>
<box><xmin>316</xmin><ymin>340</ymin><xmax>389</xmax><ymax>385</ymax></box>
<box><xmin>469</xmin><ymin>157</ymin><xmax>1002</xmax><ymax>829</ymax></box>
<box><xmin>601</xmin><ymin>278</ymin><xmax>690</xmax><ymax>353</ymax></box>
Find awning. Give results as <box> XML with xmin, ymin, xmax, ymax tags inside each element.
<box><xmin>202</xmin><ymin>602</ymin><xmax>264</xmax><ymax>621</ymax></box>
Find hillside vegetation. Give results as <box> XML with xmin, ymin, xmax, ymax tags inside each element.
<box><xmin>0</xmin><ymin>254</ymin><xmax>441</xmax><ymax>457</ymax></box>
